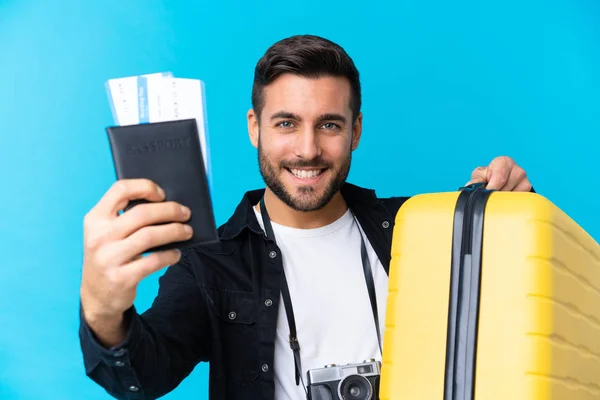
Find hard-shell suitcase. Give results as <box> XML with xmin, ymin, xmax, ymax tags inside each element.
<box><xmin>380</xmin><ymin>183</ymin><xmax>600</xmax><ymax>399</ymax></box>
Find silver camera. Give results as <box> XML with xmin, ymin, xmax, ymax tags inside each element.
<box><xmin>306</xmin><ymin>359</ymin><xmax>381</xmax><ymax>400</ymax></box>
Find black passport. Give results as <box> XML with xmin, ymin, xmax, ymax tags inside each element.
<box><xmin>106</xmin><ymin>119</ymin><xmax>219</xmax><ymax>252</ymax></box>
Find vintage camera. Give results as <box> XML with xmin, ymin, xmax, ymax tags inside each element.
<box><xmin>306</xmin><ymin>358</ymin><xmax>381</xmax><ymax>400</ymax></box>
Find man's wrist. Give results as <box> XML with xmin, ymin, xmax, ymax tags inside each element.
<box><xmin>83</xmin><ymin>309</ymin><xmax>128</xmax><ymax>349</ymax></box>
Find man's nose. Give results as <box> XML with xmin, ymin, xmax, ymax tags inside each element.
<box><xmin>294</xmin><ymin>128</ymin><xmax>321</xmax><ymax>160</ymax></box>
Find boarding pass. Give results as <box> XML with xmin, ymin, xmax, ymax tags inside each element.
<box><xmin>105</xmin><ymin>72</ymin><xmax>212</xmax><ymax>190</ymax></box>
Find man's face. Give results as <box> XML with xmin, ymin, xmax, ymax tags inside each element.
<box><xmin>248</xmin><ymin>74</ymin><xmax>362</xmax><ymax>212</ymax></box>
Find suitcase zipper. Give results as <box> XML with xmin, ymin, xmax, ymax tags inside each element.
<box><xmin>444</xmin><ymin>183</ymin><xmax>493</xmax><ymax>400</ymax></box>
<box><xmin>461</xmin><ymin>186</ymin><xmax>479</xmax><ymax>255</ymax></box>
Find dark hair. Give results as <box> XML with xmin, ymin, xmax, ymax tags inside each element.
<box><xmin>251</xmin><ymin>34</ymin><xmax>361</xmax><ymax>123</ymax></box>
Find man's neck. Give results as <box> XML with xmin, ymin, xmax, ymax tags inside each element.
<box><xmin>256</xmin><ymin>188</ymin><xmax>348</xmax><ymax>229</ymax></box>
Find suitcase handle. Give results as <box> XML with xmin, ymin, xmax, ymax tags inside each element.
<box><xmin>459</xmin><ymin>182</ymin><xmax>491</xmax><ymax>192</ymax></box>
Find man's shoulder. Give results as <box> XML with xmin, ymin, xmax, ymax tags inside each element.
<box><xmin>378</xmin><ymin>195</ymin><xmax>411</xmax><ymax>214</ymax></box>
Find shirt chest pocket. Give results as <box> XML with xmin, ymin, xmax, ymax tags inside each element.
<box><xmin>204</xmin><ymin>288</ymin><xmax>260</xmax><ymax>387</ymax></box>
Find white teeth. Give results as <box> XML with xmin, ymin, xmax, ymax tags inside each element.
<box><xmin>290</xmin><ymin>169</ymin><xmax>322</xmax><ymax>179</ymax></box>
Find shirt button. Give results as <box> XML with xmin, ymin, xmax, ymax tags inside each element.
<box><xmin>113</xmin><ymin>349</ymin><xmax>125</xmax><ymax>357</ymax></box>
<box><xmin>128</xmin><ymin>386</ymin><xmax>139</xmax><ymax>392</ymax></box>
<box><xmin>114</xmin><ymin>361</ymin><xmax>125</xmax><ymax>367</ymax></box>
<box><xmin>382</xmin><ymin>221</ymin><xmax>390</xmax><ymax>228</ymax></box>
<box><xmin>262</xmin><ymin>364</ymin><xmax>269</xmax><ymax>372</ymax></box>
<box><xmin>264</xmin><ymin>299</ymin><xmax>273</xmax><ymax>307</ymax></box>
<box><xmin>269</xmin><ymin>251</ymin><xmax>277</xmax><ymax>258</ymax></box>
<box><xmin>228</xmin><ymin>312</ymin><xmax>237</xmax><ymax>320</ymax></box>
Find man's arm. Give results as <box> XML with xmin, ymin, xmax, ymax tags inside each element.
<box><xmin>79</xmin><ymin>251</ymin><xmax>211</xmax><ymax>400</ymax></box>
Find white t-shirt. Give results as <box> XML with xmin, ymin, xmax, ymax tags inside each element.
<box><xmin>253</xmin><ymin>206</ymin><xmax>389</xmax><ymax>400</ymax></box>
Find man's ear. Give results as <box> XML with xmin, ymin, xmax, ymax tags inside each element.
<box><xmin>351</xmin><ymin>112</ymin><xmax>363</xmax><ymax>151</ymax></box>
<box><xmin>248</xmin><ymin>108</ymin><xmax>259</xmax><ymax>148</ymax></box>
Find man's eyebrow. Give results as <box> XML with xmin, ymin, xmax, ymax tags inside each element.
<box><xmin>269</xmin><ymin>111</ymin><xmax>347</xmax><ymax>124</ymax></box>
<box><xmin>316</xmin><ymin>113</ymin><xmax>347</xmax><ymax>124</ymax></box>
<box><xmin>270</xmin><ymin>111</ymin><xmax>301</xmax><ymax>121</ymax></box>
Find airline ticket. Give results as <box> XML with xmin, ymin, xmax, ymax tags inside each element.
<box><xmin>105</xmin><ymin>72</ymin><xmax>212</xmax><ymax>191</ymax></box>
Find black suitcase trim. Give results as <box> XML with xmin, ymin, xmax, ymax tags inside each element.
<box><xmin>444</xmin><ymin>182</ymin><xmax>494</xmax><ymax>400</ymax></box>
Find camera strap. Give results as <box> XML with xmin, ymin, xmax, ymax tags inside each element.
<box><xmin>258</xmin><ymin>198</ymin><xmax>383</xmax><ymax>389</ymax></box>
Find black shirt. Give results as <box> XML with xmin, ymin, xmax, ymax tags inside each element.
<box><xmin>79</xmin><ymin>183</ymin><xmax>409</xmax><ymax>399</ymax></box>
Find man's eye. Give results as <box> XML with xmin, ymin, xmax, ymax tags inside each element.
<box><xmin>277</xmin><ymin>121</ymin><xmax>294</xmax><ymax>129</ymax></box>
<box><xmin>321</xmin><ymin>123</ymin><xmax>340</xmax><ymax>130</ymax></box>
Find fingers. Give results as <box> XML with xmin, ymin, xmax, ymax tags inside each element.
<box><xmin>496</xmin><ymin>165</ymin><xmax>527</xmax><ymax>191</ymax></box>
<box><xmin>512</xmin><ymin>178</ymin><xmax>532</xmax><ymax>192</ymax></box>
<box><xmin>123</xmin><ymin>249</ymin><xmax>183</xmax><ymax>283</ymax></box>
<box><xmin>467</xmin><ymin>156</ymin><xmax>531</xmax><ymax>192</ymax></box>
<box><xmin>92</xmin><ymin>179</ymin><xmax>166</xmax><ymax>219</ymax></box>
<box><xmin>83</xmin><ymin>179</ymin><xmax>170</xmax><ymax>251</ymax></box>
<box><xmin>112</xmin><ymin>201</ymin><xmax>191</xmax><ymax>240</ymax></box>
<box><xmin>106</xmin><ymin>222</ymin><xmax>194</xmax><ymax>265</ymax></box>
<box><xmin>87</xmin><ymin>248</ymin><xmax>181</xmax><ymax>301</ymax></box>
<box><xmin>465</xmin><ymin>166</ymin><xmax>488</xmax><ymax>186</ymax></box>
<box><xmin>485</xmin><ymin>156</ymin><xmax>513</xmax><ymax>190</ymax></box>
<box><xmin>470</xmin><ymin>167</ymin><xmax>488</xmax><ymax>184</ymax></box>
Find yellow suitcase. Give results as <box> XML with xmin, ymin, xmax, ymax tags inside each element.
<box><xmin>380</xmin><ymin>183</ymin><xmax>600</xmax><ymax>400</ymax></box>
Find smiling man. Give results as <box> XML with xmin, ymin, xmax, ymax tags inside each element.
<box><xmin>79</xmin><ymin>35</ymin><xmax>533</xmax><ymax>400</ymax></box>
<box><xmin>249</xmin><ymin>69</ymin><xmax>360</xmax><ymax>223</ymax></box>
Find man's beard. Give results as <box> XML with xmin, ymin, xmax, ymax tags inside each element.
<box><xmin>258</xmin><ymin>139</ymin><xmax>351</xmax><ymax>212</ymax></box>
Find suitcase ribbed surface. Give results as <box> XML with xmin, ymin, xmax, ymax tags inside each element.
<box><xmin>380</xmin><ymin>191</ymin><xmax>600</xmax><ymax>399</ymax></box>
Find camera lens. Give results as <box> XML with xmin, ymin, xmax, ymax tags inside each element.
<box><xmin>338</xmin><ymin>375</ymin><xmax>373</xmax><ymax>400</ymax></box>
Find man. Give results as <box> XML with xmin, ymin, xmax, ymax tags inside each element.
<box><xmin>79</xmin><ymin>34</ymin><xmax>533</xmax><ymax>400</ymax></box>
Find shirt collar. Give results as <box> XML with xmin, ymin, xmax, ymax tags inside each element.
<box><xmin>219</xmin><ymin>182</ymin><xmax>380</xmax><ymax>240</ymax></box>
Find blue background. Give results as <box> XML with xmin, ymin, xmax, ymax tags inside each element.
<box><xmin>0</xmin><ymin>0</ymin><xmax>598</xmax><ymax>398</ymax></box>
